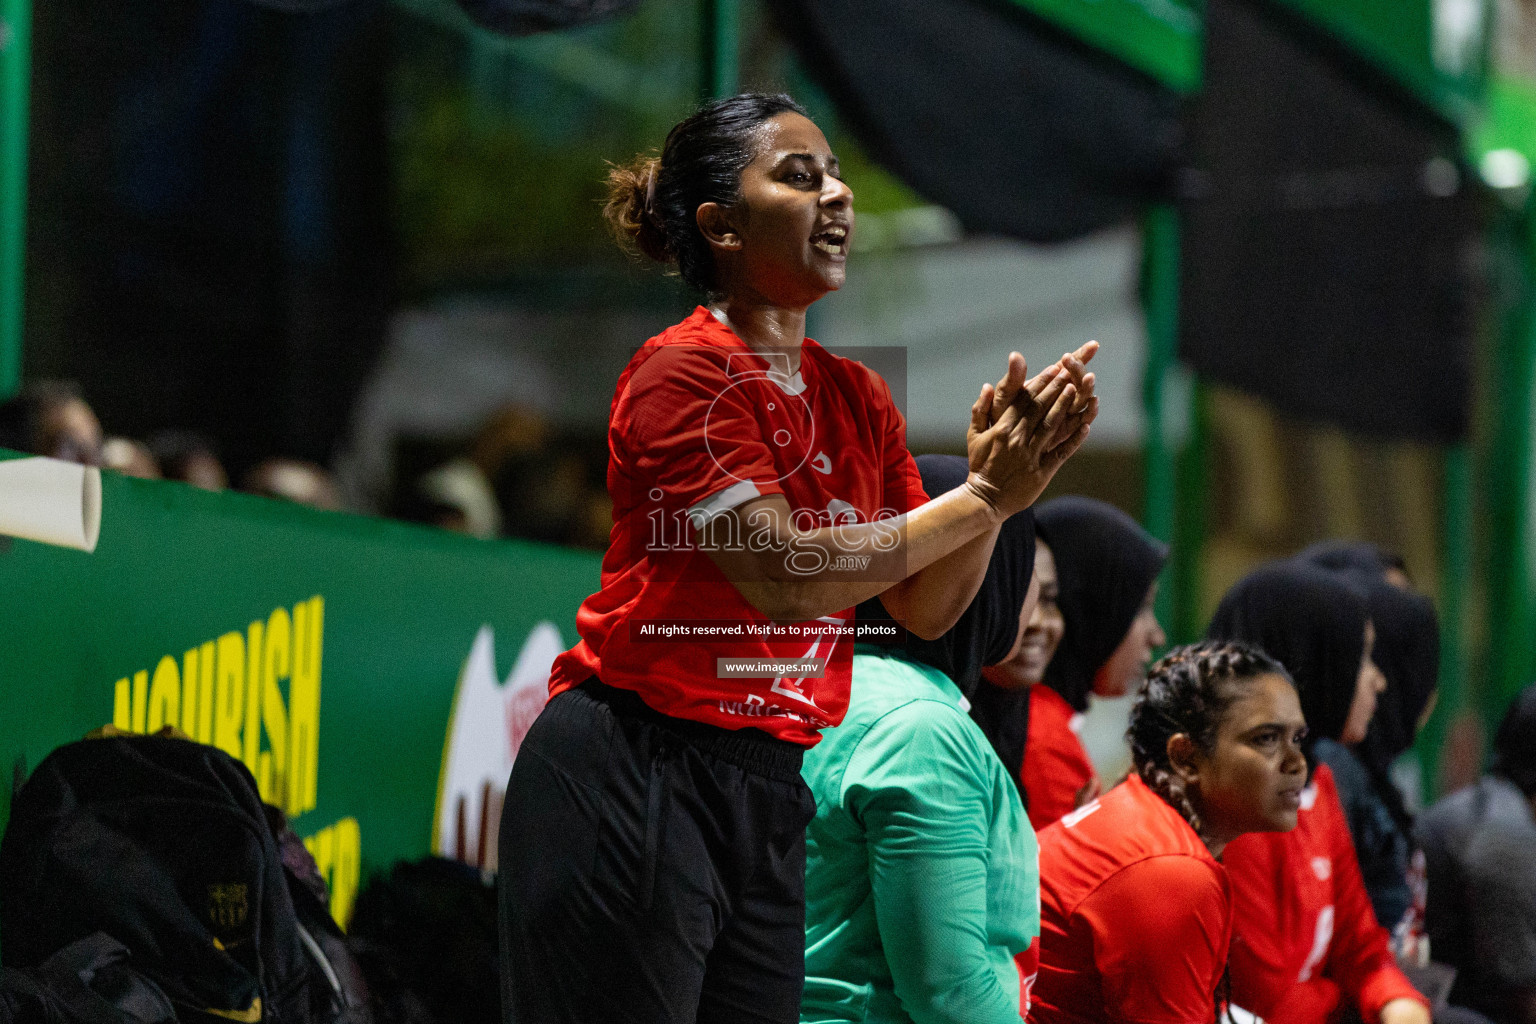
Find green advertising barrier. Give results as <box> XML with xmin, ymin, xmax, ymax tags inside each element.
<box><xmin>0</xmin><ymin>450</ymin><xmax>601</xmax><ymax>926</ymax></box>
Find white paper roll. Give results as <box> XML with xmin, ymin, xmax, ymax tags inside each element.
<box><xmin>0</xmin><ymin>456</ymin><xmax>103</xmax><ymax>552</ymax></box>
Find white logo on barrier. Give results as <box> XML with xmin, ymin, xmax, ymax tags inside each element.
<box><xmin>433</xmin><ymin>622</ymin><xmax>564</xmax><ymax>872</ymax></box>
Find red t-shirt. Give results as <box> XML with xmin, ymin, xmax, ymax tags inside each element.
<box><xmin>1224</xmin><ymin>764</ymin><xmax>1427</xmax><ymax>1024</ymax></box>
<box><xmin>1030</xmin><ymin>773</ymin><xmax>1233</xmax><ymax>1024</ymax></box>
<box><xmin>548</xmin><ymin>307</ymin><xmax>928</xmax><ymax>746</ymax></box>
<box><xmin>1022</xmin><ymin>685</ymin><xmax>1099</xmax><ymax>831</ymax></box>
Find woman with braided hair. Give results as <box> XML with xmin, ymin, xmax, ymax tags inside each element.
<box><xmin>1207</xmin><ymin>562</ymin><xmax>1430</xmax><ymax>1024</ymax></box>
<box><xmin>1030</xmin><ymin>640</ymin><xmax>1307</xmax><ymax>1024</ymax></box>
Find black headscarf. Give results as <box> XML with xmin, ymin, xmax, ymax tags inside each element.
<box><xmin>1300</xmin><ymin>543</ymin><xmax>1438</xmax><ymax>831</ymax></box>
<box><xmin>1493</xmin><ymin>684</ymin><xmax>1536</xmax><ymax>796</ymax></box>
<box><xmin>968</xmin><ymin>669</ymin><xmax>1033</xmax><ymax>785</ymax></box>
<box><xmin>1035</xmin><ymin>497</ymin><xmax>1168</xmax><ymax>712</ymax></box>
<box><xmin>1298</xmin><ymin>544</ymin><xmax>1438</xmax><ymax>764</ymax></box>
<box><xmin>1296</xmin><ymin>539</ymin><xmax>1407</xmax><ymax>578</ymax></box>
<box><xmin>854</xmin><ymin>454</ymin><xmax>1036</xmax><ymax>699</ymax></box>
<box><xmin>1206</xmin><ymin>560</ymin><xmax>1369</xmax><ymax>751</ymax></box>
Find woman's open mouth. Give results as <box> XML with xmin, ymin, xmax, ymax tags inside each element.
<box><xmin>811</xmin><ymin>226</ymin><xmax>848</xmax><ymax>256</ymax></box>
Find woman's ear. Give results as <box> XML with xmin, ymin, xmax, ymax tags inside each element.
<box><xmin>697</xmin><ymin>202</ymin><xmax>742</xmax><ymax>252</ymax></box>
<box><xmin>1166</xmin><ymin>733</ymin><xmax>1202</xmax><ymax>787</ymax></box>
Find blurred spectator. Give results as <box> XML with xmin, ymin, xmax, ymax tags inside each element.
<box><xmin>0</xmin><ymin>379</ymin><xmax>104</xmax><ymax>466</ymax></box>
<box><xmin>1417</xmin><ymin>684</ymin><xmax>1536</xmax><ymax>1024</ymax></box>
<box><xmin>102</xmin><ymin>437</ymin><xmax>162</xmax><ymax>479</ymax></box>
<box><xmin>149</xmin><ymin>431</ymin><xmax>229</xmax><ymax>491</ymax></box>
<box><xmin>515</xmin><ymin>451</ymin><xmax>593</xmax><ymax>543</ymax></box>
<box><xmin>243</xmin><ymin>458</ymin><xmax>344</xmax><ymax>511</ymax></box>
<box><xmin>470</xmin><ymin>405</ymin><xmax>608</xmax><ymax>547</ymax></box>
<box><xmin>388</xmin><ymin>404</ymin><xmax>607</xmax><ymax>547</ymax></box>
<box><xmin>348</xmin><ymin>857</ymin><xmax>498</xmax><ymax>1024</ymax></box>
<box><xmin>469</xmin><ymin>405</ymin><xmax>550</xmax><ymax>482</ymax></box>
<box><xmin>399</xmin><ymin>459</ymin><xmax>502</xmax><ymax>539</ymax></box>
<box><xmin>577</xmin><ymin>487</ymin><xmax>614</xmax><ymax>549</ymax></box>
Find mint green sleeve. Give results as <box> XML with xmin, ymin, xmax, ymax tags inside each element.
<box><xmin>842</xmin><ymin>701</ymin><xmax>1024</xmax><ymax>1024</ymax></box>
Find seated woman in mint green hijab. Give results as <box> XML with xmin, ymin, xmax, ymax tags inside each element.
<box><xmin>801</xmin><ymin>454</ymin><xmax>1041</xmax><ymax>1024</ymax></box>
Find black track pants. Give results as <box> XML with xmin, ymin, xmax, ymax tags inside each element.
<box><xmin>498</xmin><ymin>679</ymin><xmax>816</xmax><ymax>1024</ymax></box>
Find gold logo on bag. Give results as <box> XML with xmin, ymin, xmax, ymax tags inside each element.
<box><xmin>204</xmin><ymin>996</ymin><xmax>262</xmax><ymax>1022</ymax></box>
<box><xmin>207</xmin><ymin>883</ymin><xmax>250</xmax><ymax>931</ymax></box>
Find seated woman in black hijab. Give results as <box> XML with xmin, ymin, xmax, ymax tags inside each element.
<box><xmin>1207</xmin><ymin>561</ymin><xmax>1429</xmax><ymax>1024</ymax></box>
<box><xmin>1300</xmin><ymin>541</ymin><xmax>1440</xmax><ymax>948</ymax></box>
<box><xmin>974</xmin><ymin>496</ymin><xmax>1166</xmax><ymax>830</ymax></box>
<box><xmin>802</xmin><ymin>455</ymin><xmax>1042</xmax><ymax>1024</ymax></box>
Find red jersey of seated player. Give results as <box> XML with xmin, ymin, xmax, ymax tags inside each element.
<box><xmin>1223</xmin><ymin>763</ymin><xmax>1428</xmax><ymax>1024</ymax></box>
<box><xmin>1027</xmin><ymin>773</ymin><xmax>1233</xmax><ymax>1024</ymax></box>
<box><xmin>549</xmin><ymin>307</ymin><xmax>928</xmax><ymax>747</ymax></box>
<box><xmin>1021</xmin><ymin>685</ymin><xmax>1099</xmax><ymax>831</ymax></box>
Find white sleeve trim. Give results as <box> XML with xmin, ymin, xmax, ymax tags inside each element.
<box><xmin>687</xmin><ymin>479</ymin><xmax>765</xmax><ymax>530</ymax></box>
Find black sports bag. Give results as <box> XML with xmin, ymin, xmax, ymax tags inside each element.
<box><xmin>1</xmin><ymin>735</ymin><xmax>320</xmax><ymax>1023</ymax></box>
<box><xmin>0</xmin><ymin>931</ymin><xmax>176</xmax><ymax>1023</ymax></box>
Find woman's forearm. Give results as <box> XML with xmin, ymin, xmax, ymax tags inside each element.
<box><xmin>877</xmin><ymin>527</ymin><xmax>1000</xmax><ymax>639</ymax></box>
<box><xmin>709</xmin><ymin>483</ymin><xmax>1003</xmax><ymax>628</ymax></box>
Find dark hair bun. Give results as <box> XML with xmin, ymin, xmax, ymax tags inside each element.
<box><xmin>603</xmin><ymin>155</ymin><xmax>670</xmax><ymax>264</ymax></box>
<box><xmin>600</xmin><ymin>93</ymin><xmax>808</xmax><ymax>294</ymax></box>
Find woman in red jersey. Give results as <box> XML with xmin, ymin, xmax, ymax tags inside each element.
<box><xmin>498</xmin><ymin>94</ymin><xmax>1099</xmax><ymax>1024</ymax></box>
<box><xmin>974</xmin><ymin>496</ymin><xmax>1167</xmax><ymax>830</ymax></box>
<box><xmin>1208</xmin><ymin>562</ymin><xmax>1430</xmax><ymax>1024</ymax></box>
<box><xmin>1031</xmin><ymin>640</ymin><xmax>1307</xmax><ymax>1024</ymax></box>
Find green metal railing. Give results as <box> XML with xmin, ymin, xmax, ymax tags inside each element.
<box><xmin>1414</xmin><ymin>445</ymin><xmax>1474</xmax><ymax>795</ymax></box>
<box><xmin>1141</xmin><ymin>204</ymin><xmax>1207</xmax><ymax>645</ymax></box>
<box><xmin>1478</xmin><ymin>79</ymin><xmax>1536</xmax><ymax>752</ymax></box>
<box><xmin>699</xmin><ymin>0</ymin><xmax>738</xmax><ymax>100</ymax></box>
<box><xmin>0</xmin><ymin>0</ymin><xmax>28</xmax><ymax>402</ymax></box>
<box><xmin>1493</xmin><ymin>201</ymin><xmax>1536</xmax><ymax>714</ymax></box>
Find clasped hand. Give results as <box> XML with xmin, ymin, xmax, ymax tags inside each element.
<box><xmin>965</xmin><ymin>342</ymin><xmax>1100</xmax><ymax>520</ymax></box>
